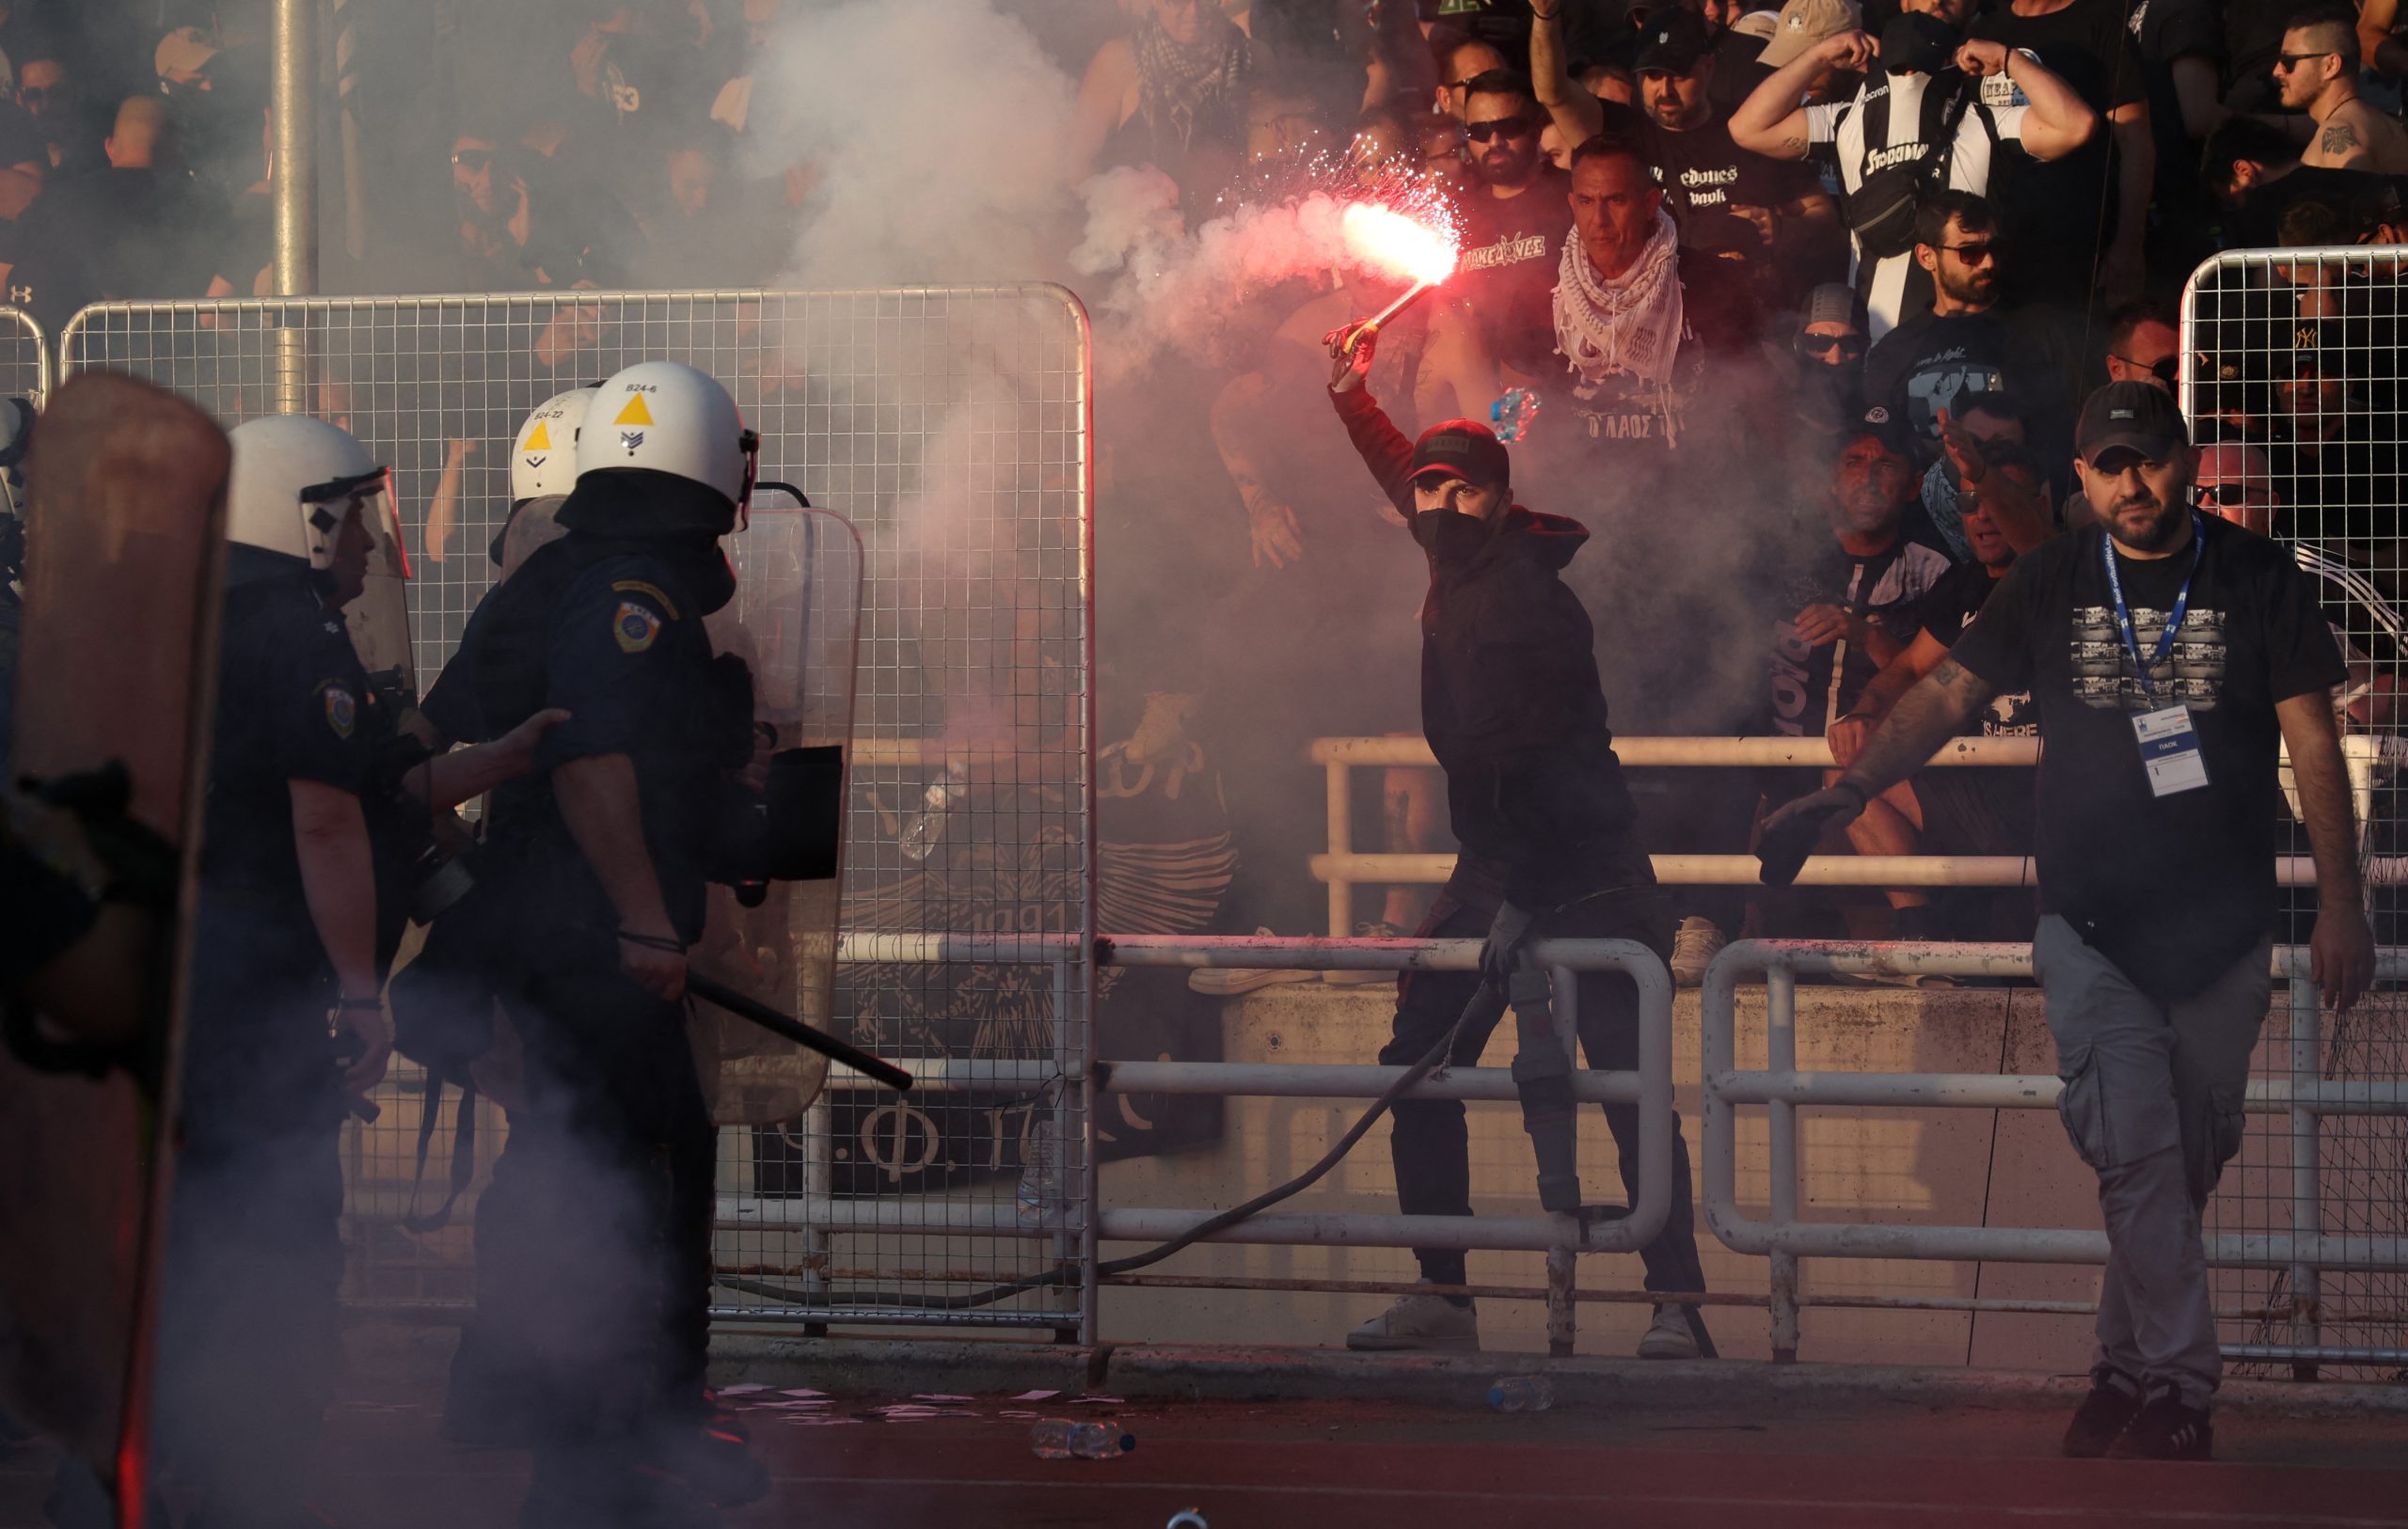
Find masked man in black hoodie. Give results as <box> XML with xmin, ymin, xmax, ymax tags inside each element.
<box><xmin>1323</xmin><ymin>332</ymin><xmax>1710</xmax><ymax>1361</ymax></box>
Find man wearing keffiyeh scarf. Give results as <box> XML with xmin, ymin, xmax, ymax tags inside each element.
<box><xmin>1551</xmin><ymin>138</ymin><xmax>1695</xmax><ymax>446</ymax></box>
<box><xmin>1133</xmin><ymin>0</ymin><xmax>1251</xmax><ymax>154</ymax></box>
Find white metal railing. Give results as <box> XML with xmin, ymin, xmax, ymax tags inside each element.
<box><xmin>1701</xmin><ymin>939</ymin><xmax>2408</xmax><ymax>1364</ymax></box>
<box><xmin>721</xmin><ymin>932</ymin><xmax>1676</xmax><ymax>1352</ymax></box>
<box><xmin>1308</xmin><ymin>734</ymin><xmax>2398</xmax><ymax>933</ymax></box>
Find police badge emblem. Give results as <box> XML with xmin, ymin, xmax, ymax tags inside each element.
<box><xmin>614</xmin><ymin>599</ymin><xmax>660</xmax><ymax>654</ymax></box>
<box><xmin>321</xmin><ymin>683</ymin><xmax>356</xmax><ymax>738</ymax></box>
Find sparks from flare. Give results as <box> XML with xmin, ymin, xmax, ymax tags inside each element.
<box><xmin>1327</xmin><ymin>202</ymin><xmax>1460</xmax><ymax>358</ymax></box>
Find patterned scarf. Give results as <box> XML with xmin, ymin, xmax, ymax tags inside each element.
<box><xmin>1551</xmin><ymin>208</ymin><xmax>1687</xmax><ymax>392</ymax></box>
<box><xmin>1133</xmin><ymin>12</ymin><xmax>1249</xmax><ymax>151</ymax></box>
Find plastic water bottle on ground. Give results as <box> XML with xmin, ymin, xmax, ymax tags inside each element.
<box><xmin>1486</xmin><ymin>1375</ymin><xmax>1554</xmax><ymax>1413</ymax></box>
<box><xmin>1029</xmin><ymin>1418</ymin><xmax>1135</xmax><ymax>1459</ymax></box>
<box><xmin>1166</xmin><ymin>1513</ymin><xmax>1210</xmax><ymax>1529</ymax></box>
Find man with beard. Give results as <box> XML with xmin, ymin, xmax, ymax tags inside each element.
<box><xmin>1764</xmin><ymin>381</ymin><xmax>2373</xmax><ymax>1461</ymax></box>
<box><xmin>2279</xmin><ymin>4</ymin><xmax>2408</xmax><ymax>173</ymax></box>
<box><xmin>1633</xmin><ymin>7</ymin><xmax>1842</xmax><ymax>309</ymax></box>
<box><xmin>1419</xmin><ymin>70</ymin><xmax>1576</xmax><ymax>420</ymax></box>
<box><xmin>1729</xmin><ymin>0</ymin><xmax>2095</xmax><ymax>337</ymax></box>
<box><xmin>1858</xmin><ymin>192</ymin><xmax>2077</xmax><ymax>483</ymax></box>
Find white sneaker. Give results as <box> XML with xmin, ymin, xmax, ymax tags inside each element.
<box><xmin>1323</xmin><ymin>921</ymin><xmax>1407</xmax><ymax>985</ymax></box>
<box><xmin>1670</xmin><ymin>917</ymin><xmax>1725</xmax><ymax>988</ymax></box>
<box><xmin>1345</xmin><ymin>1291</ymin><xmax>1481</xmax><ymax>1352</ymax></box>
<box><xmin>1188</xmin><ymin>927</ymin><xmax>1321</xmax><ymax>995</ymax></box>
<box><xmin>1637</xmin><ymin>1302</ymin><xmax>1700</xmax><ymax>1360</ymax></box>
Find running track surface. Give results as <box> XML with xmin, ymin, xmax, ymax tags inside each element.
<box><xmin>8</xmin><ymin>1385</ymin><xmax>2407</xmax><ymax>1528</ymax></box>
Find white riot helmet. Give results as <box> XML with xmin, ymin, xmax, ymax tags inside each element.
<box><xmin>226</xmin><ymin>414</ymin><xmax>405</xmax><ymax>575</ymax></box>
<box><xmin>511</xmin><ymin>386</ymin><xmax>597</xmax><ymax>503</ymax></box>
<box><xmin>559</xmin><ymin>360</ymin><xmax>757</xmax><ymax>537</ymax></box>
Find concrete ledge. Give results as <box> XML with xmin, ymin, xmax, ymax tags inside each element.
<box><xmin>705</xmin><ymin>1332</ymin><xmax>2408</xmax><ymax>1421</ymax></box>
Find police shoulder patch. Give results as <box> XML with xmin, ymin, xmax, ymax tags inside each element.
<box><xmin>613</xmin><ymin>598</ymin><xmax>663</xmax><ymax>654</ymax></box>
<box><xmin>610</xmin><ymin>578</ymin><xmax>682</xmax><ymax>620</ymax></box>
<box><xmin>320</xmin><ymin>682</ymin><xmax>357</xmax><ymax>739</ymax></box>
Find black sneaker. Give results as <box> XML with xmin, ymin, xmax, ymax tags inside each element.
<box><xmin>2106</xmin><ymin>1390</ymin><xmax>2214</xmax><ymax>1461</ymax></box>
<box><xmin>2061</xmin><ymin>1369</ymin><xmax>2144</xmax><ymax>1458</ymax></box>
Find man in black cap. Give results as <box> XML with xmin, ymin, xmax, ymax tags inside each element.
<box><xmin>1322</xmin><ymin>328</ymin><xmax>1710</xmax><ymax>1363</ymax></box>
<box><xmin>1762</xmin><ymin>381</ymin><xmax>2373</xmax><ymax>1461</ymax></box>
<box><xmin>1636</xmin><ymin>7</ymin><xmax>1841</xmax><ymax>310</ymax></box>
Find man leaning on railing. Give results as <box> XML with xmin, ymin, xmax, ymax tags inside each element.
<box><xmin>1761</xmin><ymin>381</ymin><xmax>2376</xmax><ymax>1463</ymax></box>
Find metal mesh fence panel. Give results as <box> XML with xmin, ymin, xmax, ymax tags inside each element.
<box><xmin>0</xmin><ymin>306</ymin><xmax>49</xmax><ymax>405</ymax></box>
<box><xmin>61</xmin><ymin>287</ymin><xmax>1096</xmax><ymax>1332</ymax></box>
<box><xmin>2181</xmin><ymin>248</ymin><xmax>2408</xmax><ymax>1378</ymax></box>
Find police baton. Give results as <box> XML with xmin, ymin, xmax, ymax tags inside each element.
<box><xmin>686</xmin><ymin>972</ymin><xmax>914</xmax><ymax>1093</ymax></box>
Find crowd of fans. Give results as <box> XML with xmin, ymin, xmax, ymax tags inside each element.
<box><xmin>9</xmin><ymin>0</ymin><xmax>2403</xmax><ymax>975</ymax></box>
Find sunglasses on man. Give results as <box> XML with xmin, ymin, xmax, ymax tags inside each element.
<box><xmin>1465</xmin><ymin>115</ymin><xmax>1532</xmax><ymax>143</ymax></box>
<box><xmin>2274</xmin><ymin>49</ymin><xmax>2339</xmax><ymax>71</ymax></box>
<box><xmin>1795</xmin><ymin>332</ymin><xmax>1867</xmax><ymax>361</ymax></box>
<box><xmin>2195</xmin><ymin>481</ymin><xmax>2270</xmax><ymax>507</ymax></box>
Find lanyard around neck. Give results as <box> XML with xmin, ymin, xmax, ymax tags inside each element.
<box><xmin>2100</xmin><ymin>512</ymin><xmax>2205</xmax><ymax>705</ymax></box>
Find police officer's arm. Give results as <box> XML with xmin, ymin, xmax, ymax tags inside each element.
<box><xmin>2278</xmin><ymin>691</ymin><xmax>2376</xmax><ymax>1014</ymax></box>
<box><xmin>291</xmin><ymin>778</ymin><xmax>390</xmax><ymax>1090</ymax></box>
<box><xmin>553</xmin><ymin>753</ymin><xmax>686</xmax><ymax>1001</ymax></box>
<box><xmin>404</xmin><ymin>707</ymin><xmax>572</xmax><ymax>811</ymax></box>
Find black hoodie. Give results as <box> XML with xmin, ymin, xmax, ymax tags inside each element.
<box><xmin>1332</xmin><ymin>386</ymin><xmax>1649</xmax><ymax>908</ymax></box>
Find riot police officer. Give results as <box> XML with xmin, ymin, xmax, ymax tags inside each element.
<box><xmin>464</xmin><ymin>361</ymin><xmax>768</xmax><ymax>1528</ymax></box>
<box><xmin>148</xmin><ymin>414</ymin><xmax>559</xmax><ymax>1529</ymax></box>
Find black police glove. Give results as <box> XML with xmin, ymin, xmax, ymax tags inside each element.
<box><xmin>1757</xmin><ymin>780</ymin><xmax>1870</xmax><ymax>888</ymax></box>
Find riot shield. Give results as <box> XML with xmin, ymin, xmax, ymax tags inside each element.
<box><xmin>1</xmin><ymin>373</ymin><xmax>230</xmax><ymax>1504</ymax></box>
<box><xmin>309</xmin><ymin>465</ymin><xmax>416</xmax><ymax>706</ymax></box>
<box><xmin>691</xmin><ymin>493</ymin><xmax>862</xmax><ymax>1125</ymax></box>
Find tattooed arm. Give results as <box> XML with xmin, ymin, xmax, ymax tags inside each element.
<box><xmin>1835</xmin><ymin>657</ymin><xmax>1997</xmax><ymax>799</ymax></box>
<box><xmin>1732</xmin><ymin>30</ymin><xmax>1868</xmax><ymax>158</ymax></box>
<box><xmin>2316</xmin><ymin>111</ymin><xmax>2369</xmax><ymax>167</ymax></box>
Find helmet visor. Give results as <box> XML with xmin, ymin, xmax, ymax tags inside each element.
<box><xmin>302</xmin><ymin>465</ymin><xmax>417</xmax><ymax>699</ymax></box>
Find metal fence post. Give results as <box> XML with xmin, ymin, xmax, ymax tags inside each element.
<box><xmin>2289</xmin><ymin>971</ymin><xmax>2323</xmax><ymax>1380</ymax></box>
<box><xmin>1766</xmin><ymin>961</ymin><xmax>1802</xmax><ymax>1363</ymax></box>
<box><xmin>1326</xmin><ymin>761</ymin><xmax>1353</xmax><ymax>938</ymax></box>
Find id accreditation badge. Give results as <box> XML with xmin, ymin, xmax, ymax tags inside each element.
<box><xmin>2132</xmin><ymin>703</ymin><xmax>2210</xmax><ymax>797</ymax></box>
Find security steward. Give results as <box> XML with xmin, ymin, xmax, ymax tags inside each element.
<box><xmin>459</xmin><ymin>361</ymin><xmax>768</xmax><ymax>1528</ymax></box>
<box><xmin>147</xmin><ymin>415</ymin><xmax>558</xmax><ymax>1528</ymax></box>
<box><xmin>1324</xmin><ymin>331</ymin><xmax>1711</xmax><ymax>1362</ymax></box>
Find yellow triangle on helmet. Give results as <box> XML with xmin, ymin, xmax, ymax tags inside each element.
<box><xmin>523</xmin><ymin>420</ymin><xmax>552</xmax><ymax>451</ymax></box>
<box><xmin>614</xmin><ymin>394</ymin><xmax>656</xmax><ymax>427</ymax></box>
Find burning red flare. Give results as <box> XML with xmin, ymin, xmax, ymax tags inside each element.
<box><xmin>1341</xmin><ymin>202</ymin><xmax>1459</xmax><ymax>287</ymax></box>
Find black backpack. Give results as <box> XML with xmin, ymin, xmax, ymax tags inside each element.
<box><xmin>1843</xmin><ymin>75</ymin><xmax>1990</xmax><ymax>260</ymax></box>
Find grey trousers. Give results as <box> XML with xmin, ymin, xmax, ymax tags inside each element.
<box><xmin>2032</xmin><ymin>915</ymin><xmax>2273</xmax><ymax>1408</ymax></box>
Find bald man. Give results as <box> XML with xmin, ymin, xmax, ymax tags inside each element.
<box><xmin>2</xmin><ymin>94</ymin><xmax>213</xmax><ymax>330</ymax></box>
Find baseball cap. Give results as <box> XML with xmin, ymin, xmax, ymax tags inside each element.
<box><xmin>1731</xmin><ymin>10</ymin><xmax>1782</xmax><ymax>43</ymax></box>
<box><xmin>1637</xmin><ymin>9</ymin><xmax>1715</xmax><ymax>74</ymax></box>
<box><xmin>2075</xmin><ymin>381</ymin><xmax>2190</xmax><ymax>467</ymax></box>
<box><xmin>1801</xmin><ymin>281</ymin><xmax>1865</xmax><ymax>332</ymax></box>
<box><xmin>155</xmin><ymin>25</ymin><xmax>220</xmax><ymax>84</ymax></box>
<box><xmin>1409</xmin><ymin>418</ymin><xmax>1512</xmax><ymax>487</ymax></box>
<box><xmin>1839</xmin><ymin>404</ymin><xmax>1918</xmax><ymax>462</ymax></box>
<box><xmin>1758</xmin><ymin>0</ymin><xmax>1861</xmax><ymax>68</ymax></box>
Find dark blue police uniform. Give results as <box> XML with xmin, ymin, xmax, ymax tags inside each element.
<box><xmin>470</xmin><ymin>535</ymin><xmax>742</xmax><ymax>1513</ymax></box>
<box><xmin>150</xmin><ymin>552</ymin><xmax>374</xmax><ymax>1524</ymax></box>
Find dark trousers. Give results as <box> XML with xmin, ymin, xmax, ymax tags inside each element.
<box><xmin>1380</xmin><ymin>891</ymin><xmax>1706</xmax><ymax>1294</ymax></box>
<box><xmin>495</xmin><ymin>933</ymin><xmax>717</xmax><ymax>1455</ymax></box>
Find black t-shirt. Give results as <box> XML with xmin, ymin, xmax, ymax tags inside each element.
<box><xmin>1859</xmin><ymin>305</ymin><xmax>2079</xmax><ymax>465</ymax></box>
<box><xmin>1647</xmin><ymin>112</ymin><xmax>1823</xmax><ymax>258</ymax></box>
<box><xmin>1707</xmin><ymin>25</ymin><xmax>1775</xmax><ymax>118</ymax></box>
<box><xmin>1917</xmin><ymin>558</ymin><xmax>2038</xmax><ymax>737</ymax></box>
<box><xmin>1969</xmin><ymin>0</ymin><xmax>2148</xmax><ymax>294</ymax></box>
<box><xmin>1947</xmin><ymin>516</ymin><xmax>2345</xmax><ymax>995</ymax></box>
<box><xmin>2131</xmin><ymin>0</ymin><xmax>2224</xmax><ymax>204</ymax></box>
<box><xmin>1454</xmin><ymin>166</ymin><xmax>1576</xmax><ymax>379</ymax></box>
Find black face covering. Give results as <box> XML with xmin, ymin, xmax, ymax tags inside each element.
<box><xmin>1414</xmin><ymin>504</ymin><xmax>1500</xmax><ymax>562</ymax></box>
<box><xmin>1879</xmin><ymin>11</ymin><xmax>1960</xmax><ymax>75</ymax></box>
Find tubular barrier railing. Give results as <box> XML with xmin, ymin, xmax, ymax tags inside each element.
<box><xmin>1702</xmin><ymin>939</ymin><xmax>2408</xmax><ymax>1366</ymax></box>
<box><xmin>1308</xmin><ymin>734</ymin><xmax>2399</xmax><ymax>934</ymax></box>
<box><xmin>717</xmin><ymin>931</ymin><xmax>1673</xmax><ymax>1353</ymax></box>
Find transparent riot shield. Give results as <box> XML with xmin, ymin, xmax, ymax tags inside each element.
<box><xmin>307</xmin><ymin>465</ymin><xmax>416</xmax><ymax>706</ymax></box>
<box><xmin>691</xmin><ymin>491</ymin><xmax>862</xmax><ymax>1125</ymax></box>
<box><xmin>1</xmin><ymin>374</ymin><xmax>230</xmax><ymax>1509</ymax></box>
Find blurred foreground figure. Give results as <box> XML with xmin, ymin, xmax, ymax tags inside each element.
<box><xmin>1</xmin><ymin>374</ymin><xmax>226</xmax><ymax>1527</ymax></box>
<box><xmin>1764</xmin><ymin>383</ymin><xmax>2374</xmax><ymax>1461</ymax></box>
